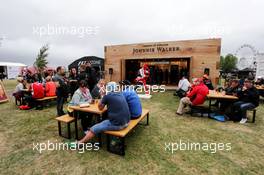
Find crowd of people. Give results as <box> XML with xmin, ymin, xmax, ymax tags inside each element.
<box><xmin>175</xmin><ymin>74</ymin><xmax>262</xmax><ymax>124</ymax></box>
<box><xmin>13</xmin><ymin>63</ymin><xmax>98</xmax><ymax>112</ymax></box>
<box><xmin>13</xmin><ymin>64</ymin><xmax>143</xmax><ymax>147</ymax></box>
<box><xmin>12</xmin><ymin>65</ymin><xmax>263</xmax><ymax>149</ymax></box>
<box><xmin>71</xmin><ymin>80</ymin><xmax>142</xmax><ymax>146</ymax></box>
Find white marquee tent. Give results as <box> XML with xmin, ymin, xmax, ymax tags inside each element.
<box><xmin>0</xmin><ymin>62</ymin><xmax>27</xmax><ymax>79</ymax></box>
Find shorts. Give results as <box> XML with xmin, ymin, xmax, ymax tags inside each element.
<box><xmin>90</xmin><ymin>119</ymin><xmax>128</xmax><ymax>135</ymax></box>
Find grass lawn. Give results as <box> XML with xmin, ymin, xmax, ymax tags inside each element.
<box><xmin>0</xmin><ymin>80</ymin><xmax>264</xmax><ymax>175</ymax></box>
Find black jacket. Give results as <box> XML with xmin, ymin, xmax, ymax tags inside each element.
<box><xmin>237</xmin><ymin>86</ymin><xmax>259</xmax><ymax>106</ymax></box>
<box><xmin>225</xmin><ymin>86</ymin><xmax>242</xmax><ymax>95</ymax></box>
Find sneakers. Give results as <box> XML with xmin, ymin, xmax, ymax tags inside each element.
<box><xmin>176</xmin><ymin>112</ymin><xmax>183</xmax><ymax>116</ymax></box>
<box><xmin>239</xmin><ymin>118</ymin><xmax>247</xmax><ymax>124</ymax></box>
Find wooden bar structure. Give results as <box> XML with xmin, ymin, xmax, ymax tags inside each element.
<box><xmin>104</xmin><ymin>38</ymin><xmax>221</xmax><ymax>85</ymax></box>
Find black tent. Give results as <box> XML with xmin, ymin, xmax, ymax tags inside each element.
<box><xmin>68</xmin><ymin>56</ymin><xmax>104</xmax><ymax>72</ymax></box>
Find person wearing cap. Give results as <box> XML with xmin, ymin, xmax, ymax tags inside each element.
<box><xmin>176</xmin><ymin>78</ymin><xmax>209</xmax><ymax>115</ymax></box>
<box><xmin>203</xmin><ymin>74</ymin><xmax>214</xmax><ymax>90</ymax></box>
<box><xmin>13</xmin><ymin>77</ymin><xmax>27</xmax><ymax>104</ymax></box>
<box><xmin>120</xmin><ymin>80</ymin><xmax>142</xmax><ymax>119</ymax></box>
<box><xmin>14</xmin><ymin>76</ymin><xmax>25</xmax><ymax>94</ymax></box>
<box><xmin>73</xmin><ymin>82</ymin><xmax>130</xmax><ymax>145</ymax></box>
<box><xmin>232</xmin><ymin>79</ymin><xmax>259</xmax><ymax>124</ymax></box>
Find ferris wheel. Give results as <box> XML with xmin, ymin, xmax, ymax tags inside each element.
<box><xmin>235</xmin><ymin>44</ymin><xmax>259</xmax><ymax>70</ymax></box>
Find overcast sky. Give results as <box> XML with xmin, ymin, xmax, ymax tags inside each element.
<box><xmin>0</xmin><ymin>0</ymin><xmax>263</xmax><ymax>67</ymax></box>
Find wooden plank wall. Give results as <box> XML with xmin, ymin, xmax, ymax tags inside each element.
<box><xmin>104</xmin><ymin>38</ymin><xmax>221</xmax><ymax>85</ymax></box>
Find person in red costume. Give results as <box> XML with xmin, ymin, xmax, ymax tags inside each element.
<box><xmin>176</xmin><ymin>78</ymin><xmax>209</xmax><ymax>115</ymax></box>
<box><xmin>135</xmin><ymin>64</ymin><xmax>150</xmax><ymax>94</ymax></box>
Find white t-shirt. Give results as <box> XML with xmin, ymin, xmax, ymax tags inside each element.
<box><xmin>14</xmin><ymin>83</ymin><xmax>24</xmax><ymax>93</ymax></box>
<box><xmin>178</xmin><ymin>78</ymin><xmax>190</xmax><ymax>92</ymax></box>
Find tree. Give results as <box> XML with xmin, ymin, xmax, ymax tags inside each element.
<box><xmin>34</xmin><ymin>44</ymin><xmax>49</xmax><ymax>74</ymax></box>
<box><xmin>220</xmin><ymin>54</ymin><xmax>238</xmax><ymax>73</ymax></box>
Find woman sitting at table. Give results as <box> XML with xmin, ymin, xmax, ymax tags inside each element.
<box><xmin>70</xmin><ymin>82</ymin><xmax>130</xmax><ymax>147</ymax></box>
<box><xmin>68</xmin><ymin>80</ymin><xmax>93</xmax><ymax>134</ymax></box>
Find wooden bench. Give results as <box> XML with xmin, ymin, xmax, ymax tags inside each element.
<box><xmin>36</xmin><ymin>96</ymin><xmax>57</xmax><ymax>101</ymax></box>
<box><xmin>190</xmin><ymin>104</ymin><xmax>209</xmax><ymax>117</ymax></box>
<box><xmin>248</xmin><ymin>109</ymin><xmax>257</xmax><ymax>123</ymax></box>
<box><xmin>104</xmin><ymin>109</ymin><xmax>150</xmax><ymax>156</ymax></box>
<box><xmin>35</xmin><ymin>96</ymin><xmax>57</xmax><ymax>109</ymax></box>
<box><xmin>55</xmin><ymin>114</ymin><xmax>76</xmax><ymax>139</ymax></box>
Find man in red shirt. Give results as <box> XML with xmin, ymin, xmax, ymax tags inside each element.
<box><xmin>45</xmin><ymin>76</ymin><xmax>56</xmax><ymax>97</ymax></box>
<box><xmin>176</xmin><ymin>78</ymin><xmax>209</xmax><ymax>115</ymax></box>
<box><xmin>31</xmin><ymin>81</ymin><xmax>45</xmax><ymax>99</ymax></box>
<box><xmin>22</xmin><ymin>75</ymin><xmax>45</xmax><ymax>109</ymax></box>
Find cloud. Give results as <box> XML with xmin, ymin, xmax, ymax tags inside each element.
<box><xmin>0</xmin><ymin>0</ymin><xmax>263</xmax><ymax>67</ymax></box>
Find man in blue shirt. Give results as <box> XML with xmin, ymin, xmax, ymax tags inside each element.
<box><xmin>74</xmin><ymin>82</ymin><xmax>130</xmax><ymax>145</ymax></box>
<box><xmin>120</xmin><ymin>80</ymin><xmax>142</xmax><ymax>119</ymax></box>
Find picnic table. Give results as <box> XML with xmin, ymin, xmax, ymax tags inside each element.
<box><xmin>207</xmin><ymin>90</ymin><xmax>238</xmax><ymax>115</ymax></box>
<box><xmin>69</xmin><ymin>103</ymin><xmax>107</xmax><ymax>140</ymax></box>
<box><xmin>255</xmin><ymin>85</ymin><xmax>264</xmax><ymax>90</ymax></box>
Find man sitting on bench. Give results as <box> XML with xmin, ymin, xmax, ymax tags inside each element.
<box><xmin>119</xmin><ymin>80</ymin><xmax>142</xmax><ymax>119</ymax></box>
<box><xmin>23</xmin><ymin>75</ymin><xmax>45</xmax><ymax>109</ymax></box>
<box><xmin>176</xmin><ymin>78</ymin><xmax>209</xmax><ymax>116</ymax></box>
<box><xmin>233</xmin><ymin>79</ymin><xmax>259</xmax><ymax>124</ymax></box>
<box><xmin>71</xmin><ymin>82</ymin><xmax>130</xmax><ymax>146</ymax></box>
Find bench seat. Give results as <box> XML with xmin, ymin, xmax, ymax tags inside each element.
<box><xmin>55</xmin><ymin>114</ymin><xmax>75</xmax><ymax>123</ymax></box>
<box><xmin>55</xmin><ymin>114</ymin><xmax>75</xmax><ymax>139</ymax></box>
<box><xmin>36</xmin><ymin>96</ymin><xmax>57</xmax><ymax>101</ymax></box>
<box><xmin>104</xmin><ymin>109</ymin><xmax>150</xmax><ymax>137</ymax></box>
<box><xmin>104</xmin><ymin>109</ymin><xmax>149</xmax><ymax>156</ymax></box>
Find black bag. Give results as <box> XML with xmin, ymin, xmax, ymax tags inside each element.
<box><xmin>108</xmin><ymin>136</ymin><xmax>124</xmax><ymax>155</ymax></box>
<box><xmin>176</xmin><ymin>89</ymin><xmax>187</xmax><ymax>98</ymax></box>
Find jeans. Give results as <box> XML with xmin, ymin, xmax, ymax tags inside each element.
<box><xmin>90</xmin><ymin>120</ymin><xmax>128</xmax><ymax>135</ymax></box>
<box><xmin>57</xmin><ymin>96</ymin><xmax>65</xmax><ymax>116</ymax></box>
<box><xmin>233</xmin><ymin>101</ymin><xmax>255</xmax><ymax>120</ymax></box>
